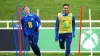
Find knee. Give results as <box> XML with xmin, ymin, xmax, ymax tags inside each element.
<box><xmin>33</xmin><ymin>43</ymin><xmax>38</xmax><ymax>47</ymax></box>
<box><xmin>60</xmin><ymin>45</ymin><xmax>65</xmax><ymax>49</ymax></box>
<box><xmin>32</xmin><ymin>41</ymin><xmax>38</xmax><ymax>46</ymax></box>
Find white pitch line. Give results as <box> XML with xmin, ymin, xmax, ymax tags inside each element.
<box><xmin>42</xmin><ymin>20</ymin><xmax>100</xmax><ymax>22</ymax></box>
<box><xmin>0</xmin><ymin>20</ymin><xmax>100</xmax><ymax>23</ymax></box>
<box><xmin>0</xmin><ymin>51</ymin><xmax>100</xmax><ymax>53</ymax></box>
<box><xmin>0</xmin><ymin>27</ymin><xmax>100</xmax><ymax>29</ymax></box>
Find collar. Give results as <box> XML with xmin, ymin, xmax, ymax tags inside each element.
<box><xmin>25</xmin><ymin>12</ymin><xmax>33</xmax><ymax>17</ymax></box>
<box><xmin>62</xmin><ymin>12</ymin><xmax>69</xmax><ymax>16</ymax></box>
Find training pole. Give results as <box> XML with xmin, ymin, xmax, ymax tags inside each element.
<box><xmin>78</xmin><ymin>5</ymin><xmax>83</xmax><ymax>56</ymax></box>
<box><xmin>89</xmin><ymin>8</ymin><xmax>93</xmax><ymax>56</ymax></box>
<box><xmin>18</xmin><ymin>6</ymin><xmax>23</xmax><ymax>56</ymax></box>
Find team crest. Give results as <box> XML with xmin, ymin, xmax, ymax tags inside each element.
<box><xmin>31</xmin><ymin>18</ymin><xmax>34</xmax><ymax>20</ymax></box>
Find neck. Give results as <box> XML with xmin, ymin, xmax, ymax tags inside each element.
<box><xmin>26</xmin><ymin>12</ymin><xmax>30</xmax><ymax>14</ymax></box>
<box><xmin>64</xmin><ymin>12</ymin><xmax>69</xmax><ymax>14</ymax></box>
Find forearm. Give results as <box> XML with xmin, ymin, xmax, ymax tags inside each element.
<box><xmin>36</xmin><ymin>16</ymin><xmax>41</xmax><ymax>28</ymax></box>
<box><xmin>55</xmin><ymin>16</ymin><xmax>59</xmax><ymax>40</ymax></box>
<box><xmin>72</xmin><ymin>15</ymin><xmax>76</xmax><ymax>35</ymax></box>
<box><xmin>37</xmin><ymin>22</ymin><xmax>41</xmax><ymax>28</ymax></box>
<box><xmin>21</xmin><ymin>19</ymin><xmax>25</xmax><ymax>33</ymax></box>
<box><xmin>72</xmin><ymin>24</ymin><xmax>75</xmax><ymax>35</ymax></box>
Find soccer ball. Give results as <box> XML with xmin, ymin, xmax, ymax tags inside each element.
<box><xmin>81</xmin><ymin>31</ymin><xmax>98</xmax><ymax>50</ymax></box>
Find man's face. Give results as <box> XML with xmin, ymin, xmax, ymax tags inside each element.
<box><xmin>63</xmin><ymin>6</ymin><xmax>69</xmax><ymax>14</ymax></box>
<box><xmin>24</xmin><ymin>7</ymin><xmax>30</xmax><ymax>14</ymax></box>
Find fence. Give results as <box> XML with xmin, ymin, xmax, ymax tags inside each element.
<box><xmin>0</xmin><ymin>20</ymin><xmax>100</xmax><ymax>29</ymax></box>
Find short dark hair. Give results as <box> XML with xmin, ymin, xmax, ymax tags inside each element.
<box><xmin>63</xmin><ymin>4</ymin><xmax>69</xmax><ymax>7</ymax></box>
<box><xmin>23</xmin><ymin>5</ymin><xmax>29</xmax><ymax>9</ymax></box>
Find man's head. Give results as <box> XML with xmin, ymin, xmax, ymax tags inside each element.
<box><xmin>63</xmin><ymin>4</ymin><xmax>69</xmax><ymax>14</ymax></box>
<box><xmin>23</xmin><ymin>6</ymin><xmax>30</xmax><ymax>14</ymax></box>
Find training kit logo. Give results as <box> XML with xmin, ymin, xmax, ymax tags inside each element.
<box><xmin>81</xmin><ymin>31</ymin><xmax>98</xmax><ymax>50</ymax></box>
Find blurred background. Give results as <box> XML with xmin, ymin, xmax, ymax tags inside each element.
<box><xmin>0</xmin><ymin>0</ymin><xmax>100</xmax><ymax>56</ymax></box>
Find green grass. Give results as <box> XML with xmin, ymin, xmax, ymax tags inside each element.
<box><xmin>0</xmin><ymin>0</ymin><xmax>100</xmax><ymax>27</ymax></box>
<box><xmin>0</xmin><ymin>53</ymin><xmax>100</xmax><ymax>56</ymax></box>
<box><xmin>0</xmin><ymin>0</ymin><xmax>100</xmax><ymax>20</ymax></box>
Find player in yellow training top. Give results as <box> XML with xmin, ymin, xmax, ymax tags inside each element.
<box><xmin>55</xmin><ymin>4</ymin><xmax>76</xmax><ymax>56</ymax></box>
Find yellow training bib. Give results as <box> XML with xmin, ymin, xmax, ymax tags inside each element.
<box><xmin>58</xmin><ymin>12</ymin><xmax>72</xmax><ymax>34</ymax></box>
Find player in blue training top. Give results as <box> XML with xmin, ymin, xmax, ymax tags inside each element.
<box><xmin>55</xmin><ymin>4</ymin><xmax>76</xmax><ymax>56</ymax></box>
<box><xmin>21</xmin><ymin>6</ymin><xmax>41</xmax><ymax>56</ymax></box>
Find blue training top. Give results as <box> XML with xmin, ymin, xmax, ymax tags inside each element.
<box><xmin>55</xmin><ymin>12</ymin><xmax>76</xmax><ymax>41</ymax></box>
<box><xmin>21</xmin><ymin>12</ymin><xmax>41</xmax><ymax>36</ymax></box>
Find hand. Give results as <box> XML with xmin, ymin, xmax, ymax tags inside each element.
<box><xmin>34</xmin><ymin>27</ymin><xmax>38</xmax><ymax>32</ymax></box>
<box><xmin>55</xmin><ymin>38</ymin><xmax>59</xmax><ymax>42</ymax></box>
<box><xmin>73</xmin><ymin>35</ymin><xmax>75</xmax><ymax>38</ymax></box>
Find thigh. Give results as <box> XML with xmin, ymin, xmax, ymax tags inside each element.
<box><xmin>32</xmin><ymin>33</ymin><xmax>39</xmax><ymax>45</ymax></box>
<box><xmin>59</xmin><ymin>34</ymin><xmax>66</xmax><ymax>44</ymax></box>
<box><xmin>28</xmin><ymin>36</ymin><xmax>33</xmax><ymax>45</ymax></box>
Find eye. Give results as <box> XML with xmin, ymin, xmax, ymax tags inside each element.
<box><xmin>64</xmin><ymin>8</ymin><xmax>68</xmax><ymax>9</ymax></box>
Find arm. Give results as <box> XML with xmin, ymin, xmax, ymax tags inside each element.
<box><xmin>21</xmin><ymin>18</ymin><xmax>26</xmax><ymax>36</ymax></box>
<box><xmin>55</xmin><ymin>16</ymin><xmax>59</xmax><ymax>41</ymax></box>
<box><xmin>34</xmin><ymin>15</ymin><xmax>41</xmax><ymax>32</ymax></box>
<box><xmin>35</xmin><ymin>15</ymin><xmax>41</xmax><ymax>28</ymax></box>
<box><xmin>72</xmin><ymin>15</ymin><xmax>76</xmax><ymax>37</ymax></box>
